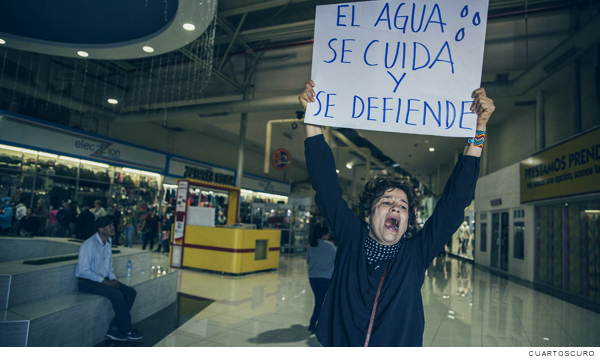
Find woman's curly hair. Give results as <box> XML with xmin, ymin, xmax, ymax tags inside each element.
<box><xmin>357</xmin><ymin>178</ymin><xmax>420</xmax><ymax>238</ymax></box>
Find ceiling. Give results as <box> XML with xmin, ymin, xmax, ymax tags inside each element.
<box><xmin>0</xmin><ymin>0</ymin><xmax>598</xmax><ymax>195</ymax></box>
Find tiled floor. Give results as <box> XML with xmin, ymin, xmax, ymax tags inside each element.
<box><xmin>148</xmin><ymin>251</ymin><xmax>600</xmax><ymax>347</ymax></box>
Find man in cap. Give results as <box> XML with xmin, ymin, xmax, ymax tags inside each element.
<box><xmin>75</xmin><ymin>216</ymin><xmax>143</xmax><ymax>341</ymax></box>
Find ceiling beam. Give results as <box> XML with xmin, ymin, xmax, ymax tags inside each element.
<box><xmin>220</xmin><ymin>0</ymin><xmax>310</xmax><ymax>18</ymax></box>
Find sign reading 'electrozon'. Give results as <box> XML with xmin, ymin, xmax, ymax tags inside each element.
<box><xmin>75</xmin><ymin>139</ymin><xmax>121</xmax><ymax>159</ymax></box>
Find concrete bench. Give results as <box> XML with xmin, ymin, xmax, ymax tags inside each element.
<box><xmin>0</xmin><ymin>237</ymin><xmax>178</xmax><ymax>347</ymax></box>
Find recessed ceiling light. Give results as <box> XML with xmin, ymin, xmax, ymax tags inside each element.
<box><xmin>429</xmin><ymin>148</ymin><xmax>435</xmax><ymax>152</ymax></box>
<box><xmin>336</xmin><ymin>169</ymin><xmax>340</xmax><ymax>173</ymax></box>
<box><xmin>107</xmin><ymin>99</ymin><xmax>118</xmax><ymax>104</ymax></box>
<box><xmin>0</xmin><ymin>39</ymin><xmax>5</xmax><ymax>45</ymax></box>
<box><xmin>183</xmin><ymin>23</ymin><xmax>195</xmax><ymax>31</ymax></box>
<box><xmin>77</xmin><ymin>51</ymin><xmax>89</xmax><ymax>57</ymax></box>
<box><xmin>346</xmin><ymin>162</ymin><xmax>353</xmax><ymax>169</ymax></box>
<box><xmin>143</xmin><ymin>46</ymin><xmax>154</xmax><ymax>53</ymax></box>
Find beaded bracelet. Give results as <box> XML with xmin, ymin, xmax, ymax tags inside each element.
<box><xmin>466</xmin><ymin>130</ymin><xmax>485</xmax><ymax>147</ymax></box>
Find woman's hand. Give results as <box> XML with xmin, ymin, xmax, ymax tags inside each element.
<box><xmin>298</xmin><ymin>80</ymin><xmax>316</xmax><ymax>110</ymax></box>
<box><xmin>470</xmin><ymin>88</ymin><xmax>495</xmax><ymax>130</ymax></box>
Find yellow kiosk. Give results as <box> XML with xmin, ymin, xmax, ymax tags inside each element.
<box><xmin>169</xmin><ymin>179</ymin><xmax>280</xmax><ymax>274</ymax></box>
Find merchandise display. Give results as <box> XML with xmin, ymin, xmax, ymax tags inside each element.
<box><xmin>0</xmin><ymin>144</ymin><xmax>162</xmax><ymax>214</ymax></box>
<box><xmin>251</xmin><ymin>202</ymin><xmax>310</xmax><ymax>253</ymax></box>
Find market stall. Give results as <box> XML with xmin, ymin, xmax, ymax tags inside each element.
<box><xmin>170</xmin><ymin>179</ymin><xmax>280</xmax><ymax>274</ymax></box>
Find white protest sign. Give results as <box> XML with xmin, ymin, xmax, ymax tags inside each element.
<box><xmin>306</xmin><ymin>0</ymin><xmax>489</xmax><ymax>137</ymax></box>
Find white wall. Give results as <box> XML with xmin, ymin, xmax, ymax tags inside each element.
<box><xmin>474</xmin><ymin>162</ymin><xmax>535</xmax><ymax>282</ymax></box>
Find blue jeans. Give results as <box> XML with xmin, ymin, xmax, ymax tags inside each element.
<box><xmin>123</xmin><ymin>226</ymin><xmax>134</xmax><ymax>248</ymax></box>
<box><xmin>55</xmin><ymin>224</ymin><xmax>69</xmax><ymax>237</ymax></box>
<box><xmin>46</xmin><ymin>223</ymin><xmax>56</xmax><ymax>237</ymax></box>
<box><xmin>12</xmin><ymin>219</ymin><xmax>21</xmax><ymax>236</ymax></box>
<box><xmin>78</xmin><ymin>278</ymin><xmax>137</xmax><ymax>334</ymax></box>
<box><xmin>309</xmin><ymin>278</ymin><xmax>331</xmax><ymax>328</ymax></box>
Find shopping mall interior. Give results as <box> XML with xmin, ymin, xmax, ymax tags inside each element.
<box><xmin>0</xmin><ymin>0</ymin><xmax>599</xmax><ymax>348</ymax></box>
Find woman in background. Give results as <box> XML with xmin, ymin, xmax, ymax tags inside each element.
<box><xmin>306</xmin><ymin>223</ymin><xmax>336</xmax><ymax>333</ymax></box>
<box><xmin>122</xmin><ymin>207</ymin><xmax>135</xmax><ymax>248</ymax></box>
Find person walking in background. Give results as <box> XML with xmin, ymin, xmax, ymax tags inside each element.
<box><xmin>73</xmin><ymin>203</ymin><xmax>95</xmax><ymax>240</ymax></box>
<box><xmin>20</xmin><ymin>208</ymin><xmax>39</xmax><ymax>236</ymax></box>
<box><xmin>122</xmin><ymin>207</ymin><xmax>135</xmax><ymax>248</ymax></box>
<box><xmin>0</xmin><ymin>197</ymin><xmax>13</xmax><ymax>235</ymax></box>
<box><xmin>155</xmin><ymin>210</ymin><xmax>173</xmax><ymax>254</ymax></box>
<box><xmin>141</xmin><ymin>208</ymin><xmax>160</xmax><ymax>251</ymax></box>
<box><xmin>460</xmin><ymin>221</ymin><xmax>471</xmax><ymax>256</ymax></box>
<box><xmin>46</xmin><ymin>204</ymin><xmax>58</xmax><ymax>237</ymax></box>
<box><xmin>70</xmin><ymin>202</ymin><xmax>79</xmax><ymax>238</ymax></box>
<box><xmin>93</xmin><ymin>200</ymin><xmax>107</xmax><ymax>219</ymax></box>
<box><xmin>12</xmin><ymin>199</ymin><xmax>27</xmax><ymax>236</ymax></box>
<box><xmin>306</xmin><ymin>223</ymin><xmax>336</xmax><ymax>333</ymax></box>
<box><xmin>34</xmin><ymin>199</ymin><xmax>49</xmax><ymax>236</ymax></box>
<box><xmin>110</xmin><ymin>203</ymin><xmax>122</xmax><ymax>246</ymax></box>
<box><xmin>56</xmin><ymin>200</ymin><xmax>71</xmax><ymax>237</ymax></box>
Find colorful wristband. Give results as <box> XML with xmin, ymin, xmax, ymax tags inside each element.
<box><xmin>466</xmin><ymin>130</ymin><xmax>485</xmax><ymax>148</ymax></box>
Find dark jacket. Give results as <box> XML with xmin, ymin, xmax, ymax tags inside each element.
<box><xmin>56</xmin><ymin>207</ymin><xmax>71</xmax><ymax>228</ymax></box>
<box><xmin>305</xmin><ymin>135</ymin><xmax>479</xmax><ymax>347</ymax></box>
<box><xmin>74</xmin><ymin>209</ymin><xmax>95</xmax><ymax>240</ymax></box>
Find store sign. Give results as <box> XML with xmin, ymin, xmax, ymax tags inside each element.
<box><xmin>243</xmin><ymin>174</ymin><xmax>291</xmax><ymax>196</ymax></box>
<box><xmin>0</xmin><ymin>113</ymin><xmax>167</xmax><ymax>171</ymax></box>
<box><xmin>271</xmin><ymin>148</ymin><xmax>291</xmax><ymax>171</ymax></box>
<box><xmin>173</xmin><ymin>180</ymin><xmax>189</xmax><ymax>242</ymax></box>
<box><xmin>305</xmin><ymin>0</ymin><xmax>489</xmax><ymax>137</ymax></box>
<box><xmin>520</xmin><ymin>126</ymin><xmax>600</xmax><ymax>203</ymax></box>
<box><xmin>168</xmin><ymin>157</ymin><xmax>235</xmax><ymax>186</ymax></box>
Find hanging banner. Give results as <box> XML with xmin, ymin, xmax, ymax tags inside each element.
<box><xmin>305</xmin><ymin>0</ymin><xmax>489</xmax><ymax>137</ymax></box>
<box><xmin>520</xmin><ymin>126</ymin><xmax>600</xmax><ymax>203</ymax></box>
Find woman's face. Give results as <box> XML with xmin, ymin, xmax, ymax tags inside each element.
<box><xmin>365</xmin><ymin>188</ymin><xmax>409</xmax><ymax>246</ymax></box>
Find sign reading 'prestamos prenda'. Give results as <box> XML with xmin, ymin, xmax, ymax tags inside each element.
<box><xmin>520</xmin><ymin>126</ymin><xmax>600</xmax><ymax>203</ymax></box>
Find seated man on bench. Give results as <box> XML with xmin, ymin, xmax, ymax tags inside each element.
<box><xmin>76</xmin><ymin>216</ymin><xmax>143</xmax><ymax>341</ymax></box>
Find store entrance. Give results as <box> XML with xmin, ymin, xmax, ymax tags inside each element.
<box><xmin>490</xmin><ymin>212</ymin><xmax>509</xmax><ymax>271</ymax></box>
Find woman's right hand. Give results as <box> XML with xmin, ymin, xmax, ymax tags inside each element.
<box><xmin>298</xmin><ymin>80</ymin><xmax>316</xmax><ymax>110</ymax></box>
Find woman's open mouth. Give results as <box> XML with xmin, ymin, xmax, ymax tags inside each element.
<box><xmin>384</xmin><ymin>217</ymin><xmax>399</xmax><ymax>232</ymax></box>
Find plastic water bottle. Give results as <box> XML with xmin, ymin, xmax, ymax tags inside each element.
<box><xmin>127</xmin><ymin>260</ymin><xmax>132</xmax><ymax>278</ymax></box>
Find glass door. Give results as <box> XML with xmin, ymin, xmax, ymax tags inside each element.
<box><xmin>491</xmin><ymin>212</ymin><xmax>509</xmax><ymax>271</ymax></box>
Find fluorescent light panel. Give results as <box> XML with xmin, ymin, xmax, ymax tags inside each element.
<box><xmin>140</xmin><ymin>171</ymin><xmax>160</xmax><ymax>177</ymax></box>
<box><xmin>0</xmin><ymin>144</ymin><xmax>38</xmax><ymax>155</ymax></box>
<box><xmin>59</xmin><ymin>156</ymin><xmax>80</xmax><ymax>162</ymax></box>
<box><xmin>38</xmin><ymin>152</ymin><xmax>58</xmax><ymax>158</ymax></box>
<box><xmin>81</xmin><ymin>160</ymin><xmax>109</xmax><ymax>168</ymax></box>
<box><xmin>121</xmin><ymin>168</ymin><xmax>141</xmax><ymax>173</ymax></box>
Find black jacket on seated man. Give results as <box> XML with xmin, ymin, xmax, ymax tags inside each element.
<box><xmin>75</xmin><ymin>216</ymin><xmax>143</xmax><ymax>341</ymax></box>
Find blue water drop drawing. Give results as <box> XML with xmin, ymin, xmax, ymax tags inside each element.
<box><xmin>473</xmin><ymin>12</ymin><xmax>481</xmax><ymax>26</ymax></box>
<box><xmin>461</xmin><ymin>5</ymin><xmax>468</xmax><ymax>18</ymax></box>
<box><xmin>455</xmin><ymin>28</ymin><xmax>465</xmax><ymax>42</ymax></box>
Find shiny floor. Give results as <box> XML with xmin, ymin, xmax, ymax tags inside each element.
<box><xmin>146</xmin><ymin>251</ymin><xmax>600</xmax><ymax>347</ymax></box>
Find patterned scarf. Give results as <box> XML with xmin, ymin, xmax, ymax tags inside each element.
<box><xmin>364</xmin><ymin>234</ymin><xmax>401</xmax><ymax>264</ymax></box>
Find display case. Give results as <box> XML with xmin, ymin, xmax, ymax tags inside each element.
<box><xmin>0</xmin><ymin>144</ymin><xmax>162</xmax><ymax>211</ymax></box>
<box><xmin>251</xmin><ymin>203</ymin><xmax>310</xmax><ymax>253</ymax></box>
